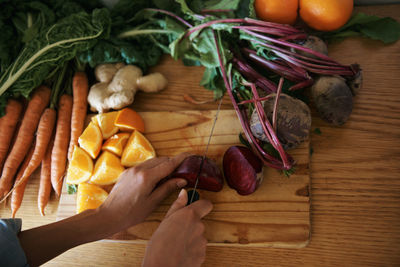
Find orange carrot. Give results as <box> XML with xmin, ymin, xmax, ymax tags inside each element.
<box><xmin>1</xmin><ymin>108</ymin><xmax>56</xmax><ymax>203</ymax></box>
<box><xmin>10</xmin><ymin>142</ymin><xmax>35</xmax><ymax>218</ymax></box>
<box><xmin>0</xmin><ymin>86</ymin><xmax>51</xmax><ymax>198</ymax></box>
<box><xmin>38</xmin><ymin>133</ymin><xmax>55</xmax><ymax>216</ymax></box>
<box><xmin>68</xmin><ymin>72</ymin><xmax>89</xmax><ymax>161</ymax></box>
<box><xmin>21</xmin><ymin>109</ymin><xmax>56</xmax><ymax>179</ymax></box>
<box><xmin>0</xmin><ymin>99</ymin><xmax>23</xmax><ymax>172</ymax></box>
<box><xmin>51</xmin><ymin>94</ymin><xmax>73</xmax><ymax>197</ymax></box>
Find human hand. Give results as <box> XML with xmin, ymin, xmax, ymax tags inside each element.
<box><xmin>142</xmin><ymin>189</ymin><xmax>213</xmax><ymax>267</ymax></box>
<box><xmin>99</xmin><ymin>153</ymin><xmax>189</xmax><ymax>232</ymax></box>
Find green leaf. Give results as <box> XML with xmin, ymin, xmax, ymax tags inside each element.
<box><xmin>239</xmin><ymin>133</ymin><xmax>251</xmax><ymax>149</ymax></box>
<box><xmin>313</xmin><ymin>128</ymin><xmax>322</xmax><ymax>135</ymax></box>
<box><xmin>360</xmin><ymin>17</ymin><xmax>400</xmax><ymax>44</ymax></box>
<box><xmin>0</xmin><ymin>8</ymin><xmax>111</xmax><ymax>100</ymax></box>
<box><xmin>175</xmin><ymin>0</ymin><xmax>197</xmax><ymax>19</ymax></box>
<box><xmin>191</xmin><ymin>0</ymin><xmax>241</xmax><ymax>12</ymax></box>
<box><xmin>282</xmin><ymin>167</ymin><xmax>296</xmax><ymax>177</ymax></box>
<box><xmin>67</xmin><ymin>184</ymin><xmax>77</xmax><ymax>195</ymax></box>
<box><xmin>316</xmin><ymin>12</ymin><xmax>400</xmax><ymax>44</ymax></box>
<box><xmin>235</xmin><ymin>0</ymin><xmax>256</xmax><ymax>19</ymax></box>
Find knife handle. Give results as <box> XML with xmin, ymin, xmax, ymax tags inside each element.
<box><xmin>186</xmin><ymin>189</ymin><xmax>200</xmax><ymax>205</ymax></box>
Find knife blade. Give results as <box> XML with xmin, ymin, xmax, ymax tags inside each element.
<box><xmin>187</xmin><ymin>97</ymin><xmax>224</xmax><ymax>205</ymax></box>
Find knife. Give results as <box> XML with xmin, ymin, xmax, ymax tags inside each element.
<box><xmin>187</xmin><ymin>97</ymin><xmax>224</xmax><ymax>205</ymax></box>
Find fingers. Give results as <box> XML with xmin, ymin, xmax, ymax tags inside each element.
<box><xmin>146</xmin><ymin>152</ymin><xmax>190</xmax><ymax>186</ymax></box>
<box><xmin>135</xmin><ymin>156</ymin><xmax>170</xmax><ymax>170</ymax></box>
<box><xmin>165</xmin><ymin>188</ymin><xmax>188</xmax><ymax>218</ymax></box>
<box><xmin>150</xmin><ymin>179</ymin><xmax>187</xmax><ymax>209</ymax></box>
<box><xmin>188</xmin><ymin>199</ymin><xmax>213</xmax><ymax>219</ymax></box>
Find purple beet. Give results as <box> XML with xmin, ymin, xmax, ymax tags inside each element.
<box><xmin>172</xmin><ymin>155</ymin><xmax>223</xmax><ymax>192</ymax></box>
<box><xmin>223</xmin><ymin>146</ymin><xmax>264</xmax><ymax>195</ymax></box>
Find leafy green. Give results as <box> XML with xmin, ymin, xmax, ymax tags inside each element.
<box><xmin>313</xmin><ymin>128</ymin><xmax>322</xmax><ymax>135</ymax></box>
<box><xmin>0</xmin><ymin>8</ymin><xmax>111</xmax><ymax>112</ymax></box>
<box><xmin>81</xmin><ymin>6</ymin><xmax>187</xmax><ymax>71</ymax></box>
<box><xmin>67</xmin><ymin>184</ymin><xmax>77</xmax><ymax>195</ymax></box>
<box><xmin>316</xmin><ymin>12</ymin><xmax>400</xmax><ymax>44</ymax></box>
<box><xmin>11</xmin><ymin>1</ymin><xmax>55</xmax><ymax>44</ymax></box>
<box><xmin>235</xmin><ymin>0</ymin><xmax>256</xmax><ymax>19</ymax></box>
<box><xmin>239</xmin><ymin>133</ymin><xmax>251</xmax><ymax>149</ymax></box>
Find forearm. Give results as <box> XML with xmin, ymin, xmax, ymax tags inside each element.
<box><xmin>18</xmin><ymin>208</ymin><xmax>117</xmax><ymax>266</ymax></box>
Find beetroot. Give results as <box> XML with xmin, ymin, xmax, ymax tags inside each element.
<box><xmin>223</xmin><ymin>146</ymin><xmax>263</xmax><ymax>195</ymax></box>
<box><xmin>172</xmin><ymin>155</ymin><xmax>223</xmax><ymax>192</ymax></box>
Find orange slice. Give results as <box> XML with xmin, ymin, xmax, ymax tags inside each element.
<box><xmin>76</xmin><ymin>183</ymin><xmax>108</xmax><ymax>214</ymax></box>
<box><xmin>66</xmin><ymin>146</ymin><xmax>93</xmax><ymax>184</ymax></box>
<box><xmin>114</xmin><ymin>108</ymin><xmax>145</xmax><ymax>132</ymax></box>
<box><xmin>78</xmin><ymin>122</ymin><xmax>102</xmax><ymax>159</ymax></box>
<box><xmin>91</xmin><ymin>111</ymin><xmax>119</xmax><ymax>139</ymax></box>
<box><xmin>102</xmin><ymin>133</ymin><xmax>130</xmax><ymax>157</ymax></box>
<box><xmin>90</xmin><ymin>151</ymin><xmax>125</xmax><ymax>185</ymax></box>
<box><xmin>121</xmin><ymin>131</ymin><xmax>156</xmax><ymax>167</ymax></box>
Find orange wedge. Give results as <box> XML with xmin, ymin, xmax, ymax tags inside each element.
<box><xmin>92</xmin><ymin>111</ymin><xmax>119</xmax><ymax>139</ymax></box>
<box><xmin>76</xmin><ymin>183</ymin><xmax>108</xmax><ymax>214</ymax></box>
<box><xmin>121</xmin><ymin>131</ymin><xmax>156</xmax><ymax>167</ymax></box>
<box><xmin>114</xmin><ymin>108</ymin><xmax>145</xmax><ymax>132</ymax></box>
<box><xmin>66</xmin><ymin>146</ymin><xmax>93</xmax><ymax>184</ymax></box>
<box><xmin>90</xmin><ymin>151</ymin><xmax>125</xmax><ymax>185</ymax></box>
<box><xmin>78</xmin><ymin>122</ymin><xmax>102</xmax><ymax>159</ymax></box>
<box><xmin>102</xmin><ymin>133</ymin><xmax>130</xmax><ymax>157</ymax></box>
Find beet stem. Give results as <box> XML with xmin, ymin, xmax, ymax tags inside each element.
<box><xmin>272</xmin><ymin>78</ymin><xmax>284</xmax><ymax>132</ymax></box>
<box><xmin>241</xmin><ymin>29</ymin><xmax>338</xmax><ymax>63</ymax></box>
<box><xmin>248</xmin><ymin>38</ymin><xmax>342</xmax><ymax>67</ymax></box>
<box><xmin>213</xmin><ymin>30</ymin><xmax>292</xmax><ymax>170</ymax></box>
<box><xmin>242</xmin><ymin>48</ymin><xmax>308</xmax><ymax>82</ymax></box>
<box><xmin>250</xmin><ymin>84</ymin><xmax>291</xmax><ymax>169</ymax></box>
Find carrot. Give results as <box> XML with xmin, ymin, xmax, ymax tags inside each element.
<box><xmin>23</xmin><ymin>109</ymin><xmax>56</xmax><ymax>178</ymax></box>
<box><xmin>67</xmin><ymin>72</ymin><xmax>89</xmax><ymax>161</ymax></box>
<box><xmin>38</xmin><ymin>133</ymin><xmax>55</xmax><ymax>216</ymax></box>
<box><xmin>10</xmin><ymin>142</ymin><xmax>35</xmax><ymax>218</ymax></box>
<box><xmin>0</xmin><ymin>86</ymin><xmax>51</xmax><ymax>198</ymax></box>
<box><xmin>1</xmin><ymin>108</ymin><xmax>56</xmax><ymax>203</ymax></box>
<box><xmin>4</xmin><ymin>108</ymin><xmax>58</xmax><ymax>202</ymax></box>
<box><xmin>51</xmin><ymin>94</ymin><xmax>73</xmax><ymax>197</ymax></box>
<box><xmin>0</xmin><ymin>99</ymin><xmax>23</xmax><ymax>173</ymax></box>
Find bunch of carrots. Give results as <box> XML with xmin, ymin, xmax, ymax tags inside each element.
<box><xmin>0</xmin><ymin>64</ymin><xmax>89</xmax><ymax>218</ymax></box>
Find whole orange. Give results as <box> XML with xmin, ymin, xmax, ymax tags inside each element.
<box><xmin>299</xmin><ymin>0</ymin><xmax>353</xmax><ymax>31</ymax></box>
<box><xmin>254</xmin><ymin>0</ymin><xmax>299</xmax><ymax>25</ymax></box>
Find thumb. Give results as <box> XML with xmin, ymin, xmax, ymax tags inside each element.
<box><xmin>165</xmin><ymin>189</ymin><xmax>188</xmax><ymax>218</ymax></box>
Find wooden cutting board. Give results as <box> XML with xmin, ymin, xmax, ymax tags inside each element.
<box><xmin>57</xmin><ymin>109</ymin><xmax>310</xmax><ymax>248</ymax></box>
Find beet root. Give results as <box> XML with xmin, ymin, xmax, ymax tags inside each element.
<box><xmin>311</xmin><ymin>75</ymin><xmax>353</xmax><ymax>125</ymax></box>
<box><xmin>172</xmin><ymin>155</ymin><xmax>223</xmax><ymax>192</ymax></box>
<box><xmin>292</xmin><ymin>36</ymin><xmax>328</xmax><ymax>59</ymax></box>
<box><xmin>250</xmin><ymin>93</ymin><xmax>312</xmax><ymax>150</ymax></box>
<box><xmin>223</xmin><ymin>146</ymin><xmax>263</xmax><ymax>195</ymax></box>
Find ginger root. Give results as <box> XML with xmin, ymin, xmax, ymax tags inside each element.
<box><xmin>88</xmin><ymin>63</ymin><xmax>168</xmax><ymax>113</ymax></box>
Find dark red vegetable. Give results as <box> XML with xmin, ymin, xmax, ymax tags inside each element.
<box><xmin>223</xmin><ymin>146</ymin><xmax>263</xmax><ymax>195</ymax></box>
<box><xmin>172</xmin><ymin>155</ymin><xmax>223</xmax><ymax>192</ymax></box>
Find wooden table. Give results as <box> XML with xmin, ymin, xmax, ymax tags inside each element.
<box><xmin>1</xmin><ymin>4</ymin><xmax>399</xmax><ymax>266</ymax></box>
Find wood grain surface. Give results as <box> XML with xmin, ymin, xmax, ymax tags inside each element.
<box><xmin>0</xmin><ymin>4</ymin><xmax>399</xmax><ymax>267</ymax></box>
<box><xmin>56</xmin><ymin>110</ymin><xmax>310</xmax><ymax>247</ymax></box>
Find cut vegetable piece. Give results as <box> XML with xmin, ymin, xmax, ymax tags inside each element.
<box><xmin>114</xmin><ymin>108</ymin><xmax>145</xmax><ymax>132</ymax></box>
<box><xmin>121</xmin><ymin>131</ymin><xmax>155</xmax><ymax>167</ymax></box>
<box><xmin>223</xmin><ymin>146</ymin><xmax>263</xmax><ymax>195</ymax></box>
<box><xmin>76</xmin><ymin>183</ymin><xmax>108</xmax><ymax>214</ymax></box>
<box><xmin>102</xmin><ymin>133</ymin><xmax>130</xmax><ymax>157</ymax></box>
<box><xmin>78</xmin><ymin>122</ymin><xmax>102</xmax><ymax>159</ymax></box>
<box><xmin>66</xmin><ymin>146</ymin><xmax>93</xmax><ymax>185</ymax></box>
<box><xmin>90</xmin><ymin>151</ymin><xmax>125</xmax><ymax>185</ymax></box>
<box><xmin>172</xmin><ymin>155</ymin><xmax>223</xmax><ymax>192</ymax></box>
<box><xmin>91</xmin><ymin>111</ymin><xmax>119</xmax><ymax>139</ymax></box>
